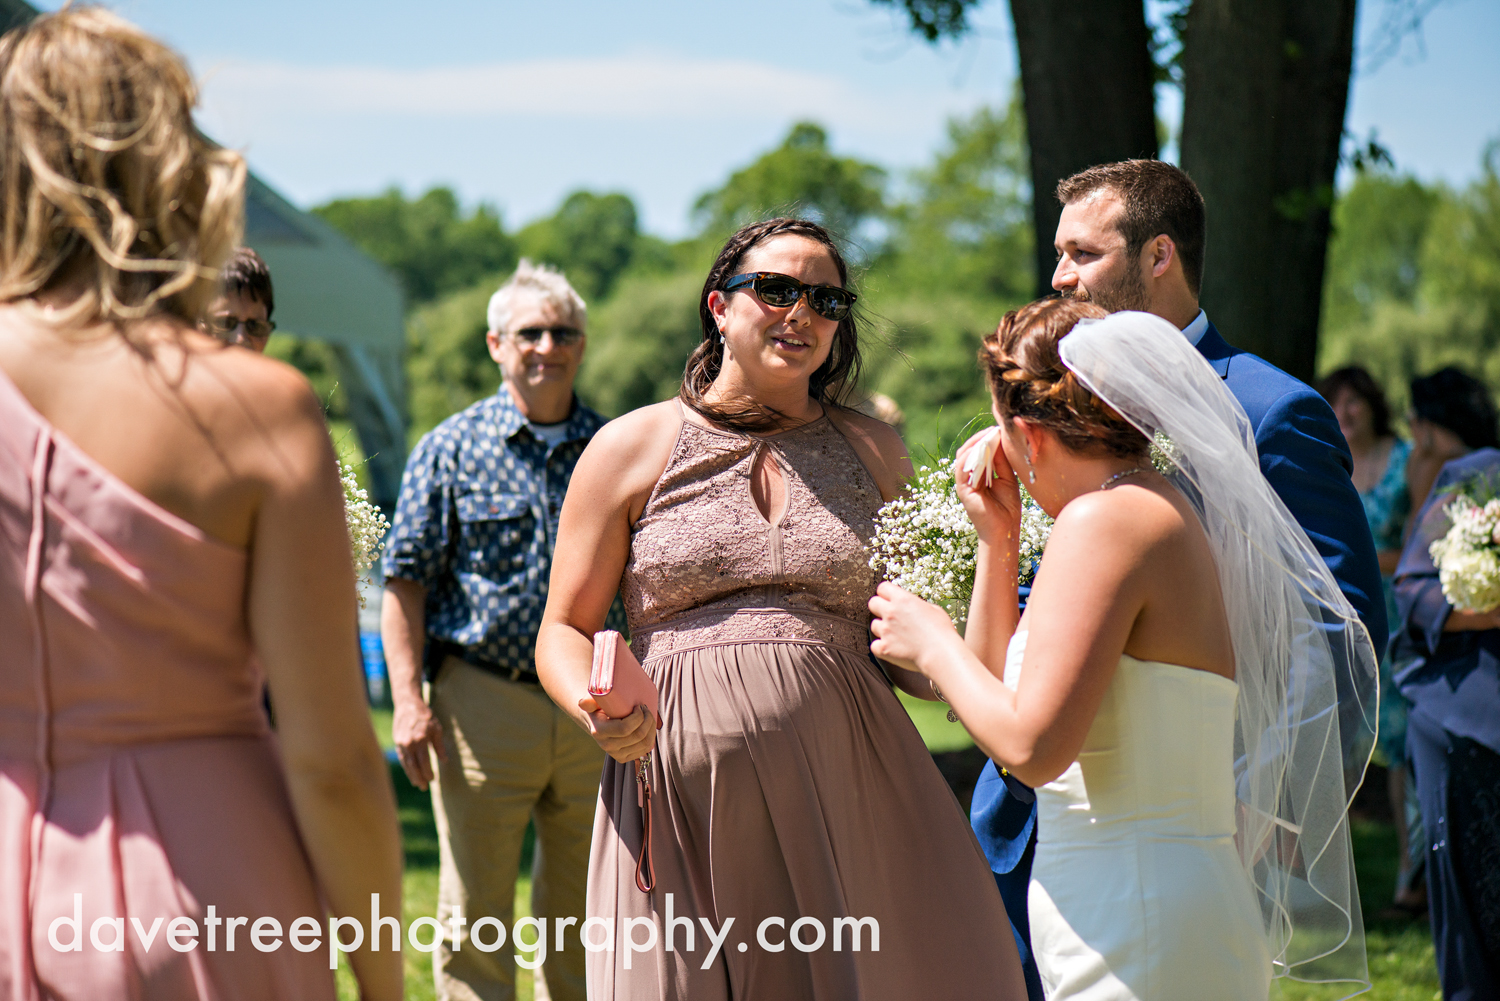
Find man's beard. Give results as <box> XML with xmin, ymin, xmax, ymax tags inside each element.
<box><xmin>1062</xmin><ymin>264</ymin><xmax>1150</xmax><ymax>313</ymax></box>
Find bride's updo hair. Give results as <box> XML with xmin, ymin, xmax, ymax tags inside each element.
<box><xmin>981</xmin><ymin>299</ymin><xmax>1150</xmax><ymax>459</ymax></box>
<box><xmin>0</xmin><ymin>7</ymin><xmax>246</xmax><ymax>324</ymax></box>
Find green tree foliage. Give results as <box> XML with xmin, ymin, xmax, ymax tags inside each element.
<box><xmin>1423</xmin><ymin>148</ymin><xmax>1500</xmax><ymax>326</ymax></box>
<box><xmin>863</xmin><ymin>296</ymin><xmax>1001</xmax><ymax>454</ymax></box>
<box><xmin>316</xmin><ymin>111</ymin><xmax>1500</xmax><ymax>470</ymax></box>
<box><xmin>693</xmin><ymin>122</ymin><xmax>887</xmax><ymax>246</ymax></box>
<box><xmin>313</xmin><ymin>186</ymin><xmax>516</xmax><ymax>306</ymax></box>
<box><xmin>1321</xmin><ymin>172</ymin><xmax>1439</xmax><ymax>334</ymax></box>
<box><xmin>1319</xmin><ymin>147</ymin><xmax>1500</xmax><ymax>408</ymax></box>
<box><xmin>851</xmin><ymin>99</ymin><xmax>1034</xmax><ymax>449</ymax></box>
<box><xmin>882</xmin><ymin>98</ymin><xmax>1033</xmax><ymax>300</ymax></box>
<box><xmin>405</xmin><ymin>279</ymin><xmax>502</xmax><ymax>436</ymax></box>
<box><xmin>516</xmin><ymin>191</ymin><xmax>645</xmax><ymax>302</ymax></box>
<box><xmin>576</xmin><ymin>269</ymin><xmax>707</xmax><ymax>418</ymax></box>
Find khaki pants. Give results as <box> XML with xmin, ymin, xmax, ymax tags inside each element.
<box><xmin>429</xmin><ymin>656</ymin><xmax>602</xmax><ymax>1001</ymax></box>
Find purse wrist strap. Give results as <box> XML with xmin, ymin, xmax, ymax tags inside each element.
<box><xmin>634</xmin><ymin>753</ymin><xmax>656</xmax><ymax>894</ymax></box>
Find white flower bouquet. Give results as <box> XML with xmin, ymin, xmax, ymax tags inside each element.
<box><xmin>1428</xmin><ymin>477</ymin><xmax>1500</xmax><ymax>614</ymax></box>
<box><xmin>868</xmin><ymin>423</ymin><xmax>1182</xmax><ymax>627</ymax></box>
<box><xmin>868</xmin><ymin>441</ymin><xmax>1052</xmax><ymax>627</ymax></box>
<box><xmin>341</xmin><ymin>459</ymin><xmax>389</xmax><ymax>579</ymax></box>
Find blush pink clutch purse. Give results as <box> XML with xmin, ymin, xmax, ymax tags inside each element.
<box><xmin>589</xmin><ymin>630</ymin><xmax>660</xmax><ymax>892</ymax></box>
<box><xmin>588</xmin><ymin>629</ymin><xmax>661</xmax><ymax>728</ymax></box>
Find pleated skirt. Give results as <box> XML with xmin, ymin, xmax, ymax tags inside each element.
<box><xmin>585</xmin><ymin>638</ymin><xmax>1019</xmax><ymax>1000</ymax></box>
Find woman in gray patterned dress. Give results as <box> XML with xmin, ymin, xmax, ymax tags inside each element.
<box><xmin>537</xmin><ymin>219</ymin><xmax>1023</xmax><ymax>1000</ymax></box>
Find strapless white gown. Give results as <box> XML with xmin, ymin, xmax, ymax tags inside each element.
<box><xmin>1005</xmin><ymin>631</ymin><xmax>1272</xmax><ymax>1000</ymax></box>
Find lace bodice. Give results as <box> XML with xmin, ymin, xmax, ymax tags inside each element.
<box><xmin>621</xmin><ymin>412</ymin><xmax>883</xmax><ymax>660</ymax></box>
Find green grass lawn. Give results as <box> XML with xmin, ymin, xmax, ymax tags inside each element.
<box><xmin>898</xmin><ymin>688</ymin><xmax>977</xmax><ymax>752</ymax></box>
<box><xmin>350</xmin><ymin>706</ymin><xmax>1438</xmax><ymax>1001</ymax></box>
<box><xmin>339</xmin><ymin>711</ymin><xmax>538</xmax><ymax>1001</ymax></box>
<box><xmin>1275</xmin><ymin>819</ymin><xmax>1440</xmax><ymax>1000</ymax></box>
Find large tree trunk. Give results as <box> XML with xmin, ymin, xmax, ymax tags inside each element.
<box><xmin>1181</xmin><ymin>0</ymin><xmax>1357</xmax><ymax>380</ymax></box>
<box><xmin>1009</xmin><ymin>0</ymin><xmax>1158</xmax><ymax>300</ymax></box>
<box><xmin>1267</xmin><ymin>0</ymin><xmax>1359</xmax><ymax>381</ymax></box>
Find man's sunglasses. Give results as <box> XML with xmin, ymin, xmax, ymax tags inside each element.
<box><xmin>205</xmin><ymin>314</ymin><xmax>275</xmax><ymax>340</ymax></box>
<box><xmin>511</xmin><ymin>326</ymin><xmax>584</xmax><ymax>346</ymax></box>
<box><xmin>722</xmin><ymin>272</ymin><xmax>856</xmax><ymax>322</ymax></box>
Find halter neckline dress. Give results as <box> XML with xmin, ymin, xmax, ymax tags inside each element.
<box><xmin>586</xmin><ymin>409</ymin><xmax>1017</xmax><ymax>1000</ymax></box>
<box><xmin>0</xmin><ymin>366</ymin><xmax>334</xmax><ymax>1000</ymax></box>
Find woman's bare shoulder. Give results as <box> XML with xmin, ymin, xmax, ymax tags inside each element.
<box><xmin>176</xmin><ymin>334</ymin><xmax>328</xmax><ymax>452</ymax></box>
<box><xmin>589</xmin><ymin>399</ymin><xmax>683</xmax><ymax>452</ymax></box>
<box><xmin>572</xmin><ymin>399</ymin><xmax>684</xmax><ymax>515</ymax></box>
<box><xmin>0</xmin><ymin>309</ymin><xmax>323</xmax><ymax>455</ymax></box>
<box><xmin>0</xmin><ymin>313</ymin><xmax>334</xmax><ymax>545</ymax></box>
<box><xmin>1052</xmin><ymin>481</ymin><xmax>1197</xmax><ymax>563</ymax></box>
<box><xmin>832</xmin><ymin>406</ymin><xmax>907</xmax><ymax>452</ymax></box>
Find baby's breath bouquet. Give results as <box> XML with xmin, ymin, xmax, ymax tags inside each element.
<box><xmin>1428</xmin><ymin>474</ymin><xmax>1500</xmax><ymax>614</ymax></box>
<box><xmin>1016</xmin><ymin>487</ymin><xmax>1052</xmax><ymax>584</ymax></box>
<box><xmin>868</xmin><ymin>424</ymin><xmax>1182</xmax><ymax>626</ymax></box>
<box><xmin>868</xmin><ymin>448</ymin><xmax>1053</xmax><ymax>627</ymax></box>
<box><xmin>341</xmin><ymin>459</ymin><xmax>389</xmax><ymax>580</ymax></box>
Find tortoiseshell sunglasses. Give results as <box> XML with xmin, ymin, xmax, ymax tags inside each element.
<box><xmin>722</xmin><ymin>272</ymin><xmax>857</xmax><ymax>322</ymax></box>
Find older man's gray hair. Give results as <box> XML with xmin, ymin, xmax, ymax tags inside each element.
<box><xmin>487</xmin><ymin>259</ymin><xmax>587</xmax><ymax>334</ymax></box>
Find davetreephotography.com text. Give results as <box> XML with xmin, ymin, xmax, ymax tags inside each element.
<box><xmin>43</xmin><ymin>894</ymin><xmax>879</xmax><ymax>970</ymax></box>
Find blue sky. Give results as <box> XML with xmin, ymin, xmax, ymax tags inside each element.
<box><xmin>49</xmin><ymin>0</ymin><xmax>1500</xmax><ymax>237</ymax></box>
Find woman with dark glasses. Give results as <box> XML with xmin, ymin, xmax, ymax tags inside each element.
<box><xmin>539</xmin><ymin>218</ymin><xmax>1023</xmax><ymax>999</ymax></box>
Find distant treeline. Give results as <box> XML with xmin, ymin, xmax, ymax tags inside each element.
<box><xmin>277</xmin><ymin>103</ymin><xmax>1500</xmax><ymax>455</ymax></box>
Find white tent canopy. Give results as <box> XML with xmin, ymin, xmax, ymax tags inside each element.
<box><xmin>0</xmin><ymin>0</ymin><xmax>409</xmax><ymax>509</ymax></box>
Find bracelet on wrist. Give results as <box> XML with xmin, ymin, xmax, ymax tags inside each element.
<box><xmin>930</xmin><ymin>680</ymin><xmax>959</xmax><ymax>723</ymax></box>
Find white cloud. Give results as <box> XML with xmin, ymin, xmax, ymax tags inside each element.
<box><xmin>195</xmin><ymin>55</ymin><xmax>948</xmax><ymax>129</ymax></box>
<box><xmin>186</xmin><ymin>53</ymin><xmax>993</xmax><ymax>234</ymax></box>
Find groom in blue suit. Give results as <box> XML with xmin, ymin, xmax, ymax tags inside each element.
<box><xmin>971</xmin><ymin>160</ymin><xmax>1387</xmax><ymax>999</ymax></box>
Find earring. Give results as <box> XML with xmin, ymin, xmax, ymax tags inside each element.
<box><xmin>1025</xmin><ymin>452</ymin><xmax>1037</xmax><ymax>484</ymax></box>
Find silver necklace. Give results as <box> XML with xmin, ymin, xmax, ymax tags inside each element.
<box><xmin>1099</xmin><ymin>465</ymin><xmax>1152</xmax><ymax>490</ymax></box>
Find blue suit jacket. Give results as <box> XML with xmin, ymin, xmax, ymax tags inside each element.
<box><xmin>971</xmin><ymin>322</ymin><xmax>1386</xmax><ymax>999</ymax></box>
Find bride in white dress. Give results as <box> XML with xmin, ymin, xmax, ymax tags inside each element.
<box><xmin>869</xmin><ymin>301</ymin><xmax>1377</xmax><ymax>1000</ymax></box>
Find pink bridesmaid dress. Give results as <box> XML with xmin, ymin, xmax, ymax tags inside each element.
<box><xmin>0</xmin><ymin>367</ymin><xmax>336</xmax><ymax>1000</ymax></box>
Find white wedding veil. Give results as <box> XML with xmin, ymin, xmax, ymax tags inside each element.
<box><xmin>1059</xmin><ymin>312</ymin><xmax>1378</xmax><ymax>993</ymax></box>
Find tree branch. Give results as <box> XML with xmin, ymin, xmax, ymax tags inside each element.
<box><xmin>870</xmin><ymin>0</ymin><xmax>984</xmax><ymax>43</ymax></box>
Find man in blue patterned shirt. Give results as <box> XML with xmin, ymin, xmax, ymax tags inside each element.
<box><xmin>382</xmin><ymin>260</ymin><xmax>618</xmax><ymax>1001</ymax></box>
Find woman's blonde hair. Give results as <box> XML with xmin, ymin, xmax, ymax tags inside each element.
<box><xmin>0</xmin><ymin>6</ymin><xmax>245</xmax><ymax>324</ymax></box>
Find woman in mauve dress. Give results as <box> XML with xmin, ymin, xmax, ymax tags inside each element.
<box><xmin>0</xmin><ymin>10</ymin><xmax>401</xmax><ymax>1000</ymax></box>
<box><xmin>537</xmin><ymin>218</ymin><xmax>1024</xmax><ymax>1000</ymax></box>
